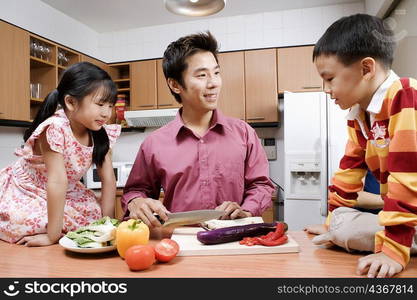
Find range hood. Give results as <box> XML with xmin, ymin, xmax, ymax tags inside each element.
<box><xmin>124</xmin><ymin>108</ymin><xmax>179</xmax><ymax>128</ymax></box>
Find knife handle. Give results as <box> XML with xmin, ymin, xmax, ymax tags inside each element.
<box><xmin>153</xmin><ymin>213</ymin><xmax>165</xmax><ymax>225</ymax></box>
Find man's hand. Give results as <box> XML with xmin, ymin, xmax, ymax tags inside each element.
<box><xmin>16</xmin><ymin>234</ymin><xmax>58</xmax><ymax>247</ymax></box>
<box><xmin>215</xmin><ymin>201</ymin><xmax>252</xmax><ymax>220</ymax></box>
<box><xmin>357</xmin><ymin>252</ymin><xmax>404</xmax><ymax>278</ymax></box>
<box><xmin>304</xmin><ymin>224</ymin><xmax>328</xmax><ymax>235</ymax></box>
<box><xmin>128</xmin><ymin>197</ymin><xmax>170</xmax><ymax>228</ymax></box>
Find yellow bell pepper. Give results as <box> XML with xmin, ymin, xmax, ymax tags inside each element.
<box><xmin>116</xmin><ymin>219</ymin><xmax>150</xmax><ymax>258</ymax></box>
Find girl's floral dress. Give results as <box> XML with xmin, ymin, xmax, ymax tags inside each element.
<box><xmin>0</xmin><ymin>109</ymin><xmax>120</xmax><ymax>243</ymax></box>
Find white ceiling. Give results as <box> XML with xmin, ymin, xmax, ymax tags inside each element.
<box><xmin>40</xmin><ymin>0</ymin><xmax>362</xmax><ymax>33</ymax></box>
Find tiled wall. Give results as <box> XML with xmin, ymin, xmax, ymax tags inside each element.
<box><xmin>0</xmin><ymin>127</ymin><xmax>25</xmax><ymax>170</ymax></box>
<box><xmin>391</xmin><ymin>0</ymin><xmax>417</xmax><ymax>79</ymax></box>
<box><xmin>0</xmin><ymin>0</ymin><xmax>99</xmax><ymax>59</ymax></box>
<box><xmin>99</xmin><ymin>2</ymin><xmax>364</xmax><ymax>62</ymax></box>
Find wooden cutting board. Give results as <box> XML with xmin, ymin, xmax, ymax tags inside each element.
<box><xmin>171</xmin><ymin>227</ymin><xmax>300</xmax><ymax>256</ymax></box>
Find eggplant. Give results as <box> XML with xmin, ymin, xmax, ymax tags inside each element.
<box><xmin>196</xmin><ymin>222</ymin><xmax>288</xmax><ymax>245</ymax></box>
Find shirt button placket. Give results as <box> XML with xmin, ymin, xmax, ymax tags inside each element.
<box><xmin>199</xmin><ymin>138</ymin><xmax>210</xmax><ymax>209</ymax></box>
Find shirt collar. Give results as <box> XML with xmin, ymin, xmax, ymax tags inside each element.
<box><xmin>346</xmin><ymin>70</ymin><xmax>399</xmax><ymax>120</ymax></box>
<box><xmin>171</xmin><ymin>108</ymin><xmax>226</xmax><ymax>137</ymax></box>
<box><xmin>366</xmin><ymin>70</ymin><xmax>399</xmax><ymax>114</ymax></box>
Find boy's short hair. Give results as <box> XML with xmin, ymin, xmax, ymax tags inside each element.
<box><xmin>162</xmin><ymin>31</ymin><xmax>219</xmax><ymax>103</ymax></box>
<box><xmin>313</xmin><ymin>14</ymin><xmax>396</xmax><ymax>69</ymax></box>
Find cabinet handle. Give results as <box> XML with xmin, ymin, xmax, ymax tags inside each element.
<box><xmin>138</xmin><ymin>104</ymin><xmax>155</xmax><ymax>107</ymax></box>
<box><xmin>247</xmin><ymin>117</ymin><xmax>265</xmax><ymax>120</ymax></box>
<box><xmin>158</xmin><ymin>104</ymin><xmax>172</xmax><ymax>107</ymax></box>
<box><xmin>302</xmin><ymin>86</ymin><xmax>322</xmax><ymax>89</ymax></box>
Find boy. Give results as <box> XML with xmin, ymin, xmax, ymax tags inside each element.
<box><xmin>121</xmin><ymin>32</ymin><xmax>274</xmax><ymax>228</ymax></box>
<box><xmin>307</xmin><ymin>14</ymin><xmax>417</xmax><ymax>278</ymax></box>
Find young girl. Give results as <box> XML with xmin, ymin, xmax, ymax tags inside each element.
<box><xmin>0</xmin><ymin>62</ymin><xmax>121</xmax><ymax>247</ymax></box>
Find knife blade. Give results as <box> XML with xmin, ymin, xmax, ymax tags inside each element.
<box><xmin>155</xmin><ymin>210</ymin><xmax>224</xmax><ymax>227</ymax></box>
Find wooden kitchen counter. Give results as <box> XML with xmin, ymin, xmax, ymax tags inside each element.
<box><xmin>1</xmin><ymin>231</ymin><xmax>417</xmax><ymax>278</ymax></box>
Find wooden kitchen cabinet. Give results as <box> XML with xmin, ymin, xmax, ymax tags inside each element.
<box><xmin>29</xmin><ymin>35</ymin><xmax>57</xmax><ymax>120</ymax></box>
<box><xmin>131</xmin><ymin>60</ymin><xmax>157</xmax><ymax>110</ymax></box>
<box><xmin>81</xmin><ymin>54</ymin><xmax>110</xmax><ymax>74</ymax></box>
<box><xmin>217</xmin><ymin>51</ymin><xmax>245</xmax><ymax>120</ymax></box>
<box><xmin>0</xmin><ymin>21</ymin><xmax>30</xmax><ymax>121</ymax></box>
<box><xmin>156</xmin><ymin>59</ymin><xmax>181</xmax><ymax>109</ymax></box>
<box><xmin>108</xmin><ymin>63</ymin><xmax>131</xmax><ymax>110</ymax></box>
<box><xmin>244</xmin><ymin>49</ymin><xmax>279</xmax><ymax>123</ymax></box>
<box><xmin>28</xmin><ymin>33</ymin><xmax>83</xmax><ymax>120</ymax></box>
<box><xmin>277</xmin><ymin>46</ymin><xmax>323</xmax><ymax>93</ymax></box>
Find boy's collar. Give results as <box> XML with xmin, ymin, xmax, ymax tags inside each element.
<box><xmin>366</xmin><ymin>70</ymin><xmax>399</xmax><ymax>114</ymax></box>
<box><xmin>346</xmin><ymin>70</ymin><xmax>399</xmax><ymax>120</ymax></box>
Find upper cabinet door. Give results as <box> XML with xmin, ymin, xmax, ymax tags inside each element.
<box><xmin>0</xmin><ymin>21</ymin><xmax>29</xmax><ymax>121</ymax></box>
<box><xmin>245</xmin><ymin>49</ymin><xmax>279</xmax><ymax>123</ymax></box>
<box><xmin>217</xmin><ymin>52</ymin><xmax>245</xmax><ymax>120</ymax></box>
<box><xmin>81</xmin><ymin>55</ymin><xmax>110</xmax><ymax>75</ymax></box>
<box><xmin>277</xmin><ymin>46</ymin><xmax>323</xmax><ymax>93</ymax></box>
<box><xmin>156</xmin><ymin>59</ymin><xmax>180</xmax><ymax>109</ymax></box>
<box><xmin>131</xmin><ymin>60</ymin><xmax>157</xmax><ymax>110</ymax></box>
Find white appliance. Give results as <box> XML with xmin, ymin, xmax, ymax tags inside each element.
<box><xmin>283</xmin><ymin>92</ymin><xmax>348</xmax><ymax>230</ymax></box>
<box><xmin>83</xmin><ymin>161</ymin><xmax>133</xmax><ymax>189</ymax></box>
<box><xmin>125</xmin><ymin>108</ymin><xmax>179</xmax><ymax>128</ymax></box>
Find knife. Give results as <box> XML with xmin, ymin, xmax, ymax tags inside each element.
<box><xmin>155</xmin><ymin>210</ymin><xmax>224</xmax><ymax>227</ymax></box>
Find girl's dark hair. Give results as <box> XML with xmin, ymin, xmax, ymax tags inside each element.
<box><xmin>24</xmin><ymin>62</ymin><xmax>117</xmax><ymax>167</ymax></box>
<box><xmin>313</xmin><ymin>14</ymin><xmax>396</xmax><ymax>69</ymax></box>
<box><xmin>162</xmin><ymin>31</ymin><xmax>219</xmax><ymax>103</ymax></box>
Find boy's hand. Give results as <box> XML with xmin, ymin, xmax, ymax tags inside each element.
<box><xmin>357</xmin><ymin>252</ymin><xmax>403</xmax><ymax>278</ymax></box>
<box><xmin>16</xmin><ymin>234</ymin><xmax>58</xmax><ymax>247</ymax></box>
<box><xmin>304</xmin><ymin>224</ymin><xmax>328</xmax><ymax>235</ymax></box>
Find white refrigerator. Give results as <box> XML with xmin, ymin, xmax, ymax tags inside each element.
<box><xmin>283</xmin><ymin>92</ymin><xmax>348</xmax><ymax>230</ymax></box>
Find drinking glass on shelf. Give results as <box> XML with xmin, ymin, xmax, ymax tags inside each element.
<box><xmin>44</xmin><ymin>45</ymin><xmax>51</xmax><ymax>61</ymax></box>
<box><xmin>63</xmin><ymin>53</ymin><xmax>69</xmax><ymax>66</ymax></box>
<box><xmin>58</xmin><ymin>51</ymin><xmax>63</xmax><ymax>65</ymax></box>
<box><xmin>58</xmin><ymin>50</ymin><xmax>69</xmax><ymax>66</ymax></box>
<box><xmin>30</xmin><ymin>83</ymin><xmax>41</xmax><ymax>99</ymax></box>
<box><xmin>38</xmin><ymin>43</ymin><xmax>45</xmax><ymax>60</ymax></box>
<box><xmin>31</xmin><ymin>39</ymin><xmax>40</xmax><ymax>58</ymax></box>
<box><xmin>30</xmin><ymin>39</ymin><xmax>36</xmax><ymax>56</ymax></box>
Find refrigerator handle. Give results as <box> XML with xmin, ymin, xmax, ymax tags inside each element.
<box><xmin>320</xmin><ymin>93</ymin><xmax>329</xmax><ymax>217</ymax></box>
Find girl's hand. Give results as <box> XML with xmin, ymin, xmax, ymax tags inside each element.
<box><xmin>16</xmin><ymin>234</ymin><xmax>58</xmax><ymax>247</ymax></box>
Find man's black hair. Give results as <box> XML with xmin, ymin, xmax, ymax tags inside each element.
<box><xmin>162</xmin><ymin>31</ymin><xmax>219</xmax><ymax>103</ymax></box>
<box><xmin>313</xmin><ymin>14</ymin><xmax>396</xmax><ymax>69</ymax></box>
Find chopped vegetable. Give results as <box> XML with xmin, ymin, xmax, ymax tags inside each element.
<box><xmin>239</xmin><ymin>223</ymin><xmax>288</xmax><ymax>247</ymax></box>
<box><xmin>202</xmin><ymin>217</ymin><xmax>264</xmax><ymax>230</ymax></box>
<box><xmin>154</xmin><ymin>239</ymin><xmax>180</xmax><ymax>262</ymax></box>
<box><xmin>65</xmin><ymin>216</ymin><xmax>120</xmax><ymax>248</ymax></box>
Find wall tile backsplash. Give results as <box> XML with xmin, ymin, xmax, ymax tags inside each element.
<box><xmin>99</xmin><ymin>2</ymin><xmax>364</xmax><ymax>62</ymax></box>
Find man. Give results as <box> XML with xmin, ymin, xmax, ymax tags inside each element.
<box><xmin>121</xmin><ymin>31</ymin><xmax>274</xmax><ymax>228</ymax></box>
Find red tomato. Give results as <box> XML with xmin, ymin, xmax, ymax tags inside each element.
<box><xmin>154</xmin><ymin>239</ymin><xmax>180</xmax><ymax>262</ymax></box>
<box><xmin>124</xmin><ymin>245</ymin><xmax>156</xmax><ymax>271</ymax></box>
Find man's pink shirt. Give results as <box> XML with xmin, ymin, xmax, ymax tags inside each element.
<box><xmin>121</xmin><ymin>109</ymin><xmax>274</xmax><ymax>217</ymax></box>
